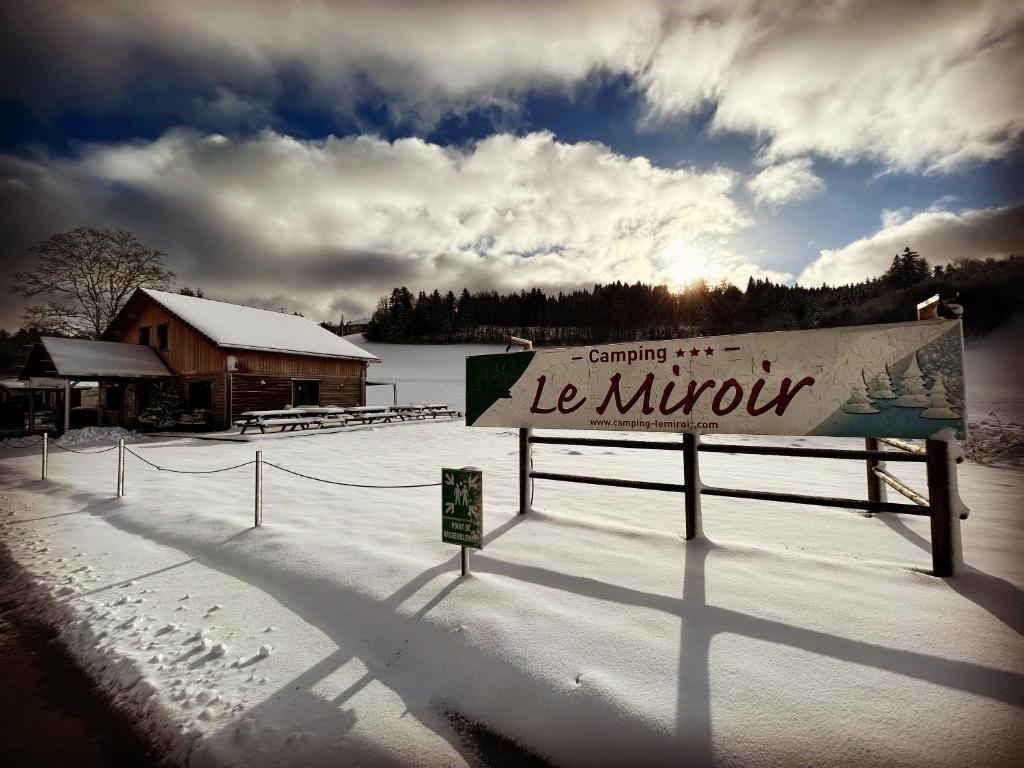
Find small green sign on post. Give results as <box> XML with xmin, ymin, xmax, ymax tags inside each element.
<box><xmin>442</xmin><ymin>467</ymin><xmax>483</xmax><ymax>554</ymax></box>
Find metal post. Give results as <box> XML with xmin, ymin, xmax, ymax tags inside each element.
<box><xmin>682</xmin><ymin>432</ymin><xmax>703</xmax><ymax>540</ymax></box>
<box><xmin>116</xmin><ymin>438</ymin><xmax>125</xmax><ymax>498</ymax></box>
<box><xmin>41</xmin><ymin>432</ymin><xmax>48</xmax><ymax>479</ymax></box>
<box><xmin>519</xmin><ymin>427</ymin><xmax>533</xmax><ymax>514</ymax></box>
<box><xmin>255</xmin><ymin>450</ymin><xmax>263</xmax><ymax>527</ymax></box>
<box><xmin>863</xmin><ymin>437</ymin><xmax>886</xmax><ymax>517</ymax></box>
<box><xmin>64</xmin><ymin>380</ymin><xmax>71</xmax><ymax>435</ymax></box>
<box><xmin>461</xmin><ymin>546</ymin><xmax>469</xmax><ymax>576</ymax></box>
<box><xmin>925</xmin><ymin>435</ymin><xmax>964</xmax><ymax>577</ymax></box>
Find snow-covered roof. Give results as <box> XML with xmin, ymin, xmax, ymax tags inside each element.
<box><xmin>140</xmin><ymin>289</ymin><xmax>379</xmax><ymax>361</ymax></box>
<box><xmin>33</xmin><ymin>337</ymin><xmax>172</xmax><ymax>378</ymax></box>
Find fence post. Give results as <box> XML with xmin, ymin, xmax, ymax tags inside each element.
<box><xmin>682</xmin><ymin>432</ymin><xmax>703</xmax><ymax>540</ymax></box>
<box><xmin>519</xmin><ymin>427</ymin><xmax>533</xmax><ymax>514</ymax></box>
<box><xmin>255</xmin><ymin>450</ymin><xmax>263</xmax><ymax>527</ymax></box>
<box><xmin>925</xmin><ymin>433</ymin><xmax>964</xmax><ymax>577</ymax></box>
<box><xmin>41</xmin><ymin>432</ymin><xmax>48</xmax><ymax>480</ymax></box>
<box><xmin>864</xmin><ymin>437</ymin><xmax>886</xmax><ymax>517</ymax></box>
<box><xmin>116</xmin><ymin>438</ymin><xmax>125</xmax><ymax>498</ymax></box>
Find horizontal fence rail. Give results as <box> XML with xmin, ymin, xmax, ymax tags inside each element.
<box><xmin>697</xmin><ymin>443</ymin><xmax>927</xmax><ymax>462</ymax></box>
<box><xmin>698</xmin><ymin>484</ymin><xmax>931</xmax><ymax>516</ymax></box>
<box><xmin>527</xmin><ymin>468</ymin><xmax>930</xmax><ymax>516</ymax></box>
<box><xmin>531</xmin><ymin>434</ymin><xmax>929</xmax><ymax>462</ymax></box>
<box><xmin>529</xmin><ymin>470</ymin><xmax>685</xmax><ymax>494</ymax></box>
<box><xmin>872</xmin><ymin>467</ymin><xmax>930</xmax><ymax>507</ymax></box>
<box><xmin>877</xmin><ymin>437</ymin><xmax>928</xmax><ymax>455</ymax></box>
<box><xmin>521</xmin><ymin>427</ymin><xmax>966</xmax><ymax>576</ymax></box>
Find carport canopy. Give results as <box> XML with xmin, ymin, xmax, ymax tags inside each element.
<box><xmin>20</xmin><ymin>337</ymin><xmax>172</xmax><ymax>380</ymax></box>
<box><xmin>19</xmin><ymin>337</ymin><xmax>172</xmax><ymax>430</ymax></box>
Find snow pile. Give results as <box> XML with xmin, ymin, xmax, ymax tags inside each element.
<box><xmin>56</xmin><ymin>427</ymin><xmax>147</xmax><ymax>447</ymax></box>
<box><xmin>0</xmin><ymin>434</ymin><xmax>49</xmax><ymax>449</ymax></box>
<box><xmin>1</xmin><ymin>427</ymin><xmax>147</xmax><ymax>450</ymax></box>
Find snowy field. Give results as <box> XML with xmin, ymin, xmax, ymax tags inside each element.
<box><xmin>1</xmin><ymin>324</ymin><xmax>1022</xmax><ymax>767</ymax></box>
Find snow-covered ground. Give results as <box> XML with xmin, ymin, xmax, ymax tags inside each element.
<box><xmin>0</xmin><ymin>326</ymin><xmax>1022</xmax><ymax>767</ymax></box>
<box><xmin>355</xmin><ymin>335</ymin><xmax>505</xmax><ymax>411</ymax></box>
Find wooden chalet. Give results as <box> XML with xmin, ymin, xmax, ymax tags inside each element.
<box><xmin>95</xmin><ymin>288</ymin><xmax>379</xmax><ymax>429</ymax></box>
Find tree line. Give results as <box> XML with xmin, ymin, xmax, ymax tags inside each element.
<box><xmin>362</xmin><ymin>249</ymin><xmax>1024</xmax><ymax>345</ymax></box>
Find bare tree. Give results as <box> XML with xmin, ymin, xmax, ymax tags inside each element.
<box><xmin>11</xmin><ymin>227</ymin><xmax>174</xmax><ymax>338</ymax></box>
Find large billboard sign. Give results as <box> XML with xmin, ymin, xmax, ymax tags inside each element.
<box><xmin>466</xmin><ymin>319</ymin><xmax>966</xmax><ymax>439</ymax></box>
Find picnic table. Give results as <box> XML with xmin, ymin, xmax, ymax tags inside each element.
<box><xmin>390</xmin><ymin>404</ymin><xmax>430</xmax><ymax>420</ymax></box>
<box><xmin>340</xmin><ymin>405</ymin><xmax>401</xmax><ymax>424</ymax></box>
<box><xmin>233</xmin><ymin>403</ymin><xmax>461</xmax><ymax>434</ymax></box>
<box><xmin>422</xmin><ymin>403</ymin><xmax>463</xmax><ymax>417</ymax></box>
<box><xmin>234</xmin><ymin>409</ymin><xmax>323</xmax><ymax>434</ymax></box>
<box><xmin>296</xmin><ymin>407</ymin><xmax>351</xmax><ymax>424</ymax></box>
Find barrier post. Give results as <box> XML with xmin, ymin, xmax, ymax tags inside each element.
<box><xmin>682</xmin><ymin>432</ymin><xmax>703</xmax><ymax>540</ymax></box>
<box><xmin>864</xmin><ymin>437</ymin><xmax>886</xmax><ymax>517</ymax></box>
<box><xmin>925</xmin><ymin>434</ymin><xmax>963</xmax><ymax>577</ymax></box>
<box><xmin>254</xmin><ymin>450</ymin><xmax>263</xmax><ymax>527</ymax></box>
<box><xmin>519</xmin><ymin>427</ymin><xmax>533</xmax><ymax>514</ymax></box>
<box><xmin>41</xmin><ymin>433</ymin><xmax>48</xmax><ymax>480</ymax></box>
<box><xmin>116</xmin><ymin>438</ymin><xmax>125</xmax><ymax>498</ymax></box>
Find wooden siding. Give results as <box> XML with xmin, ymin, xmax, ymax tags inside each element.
<box><xmin>180</xmin><ymin>373</ymin><xmax>229</xmax><ymax>428</ymax></box>
<box><xmin>230</xmin><ymin>373</ymin><xmax>362</xmax><ymax>420</ymax></box>
<box><xmin>230</xmin><ymin>351</ymin><xmax>367</xmax><ymax>377</ymax></box>
<box><xmin>106</xmin><ymin>298</ymin><xmax>227</xmax><ymax>375</ymax></box>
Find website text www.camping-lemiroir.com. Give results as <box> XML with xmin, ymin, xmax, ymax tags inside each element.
<box><xmin>589</xmin><ymin>418</ymin><xmax>719</xmax><ymax>429</ymax></box>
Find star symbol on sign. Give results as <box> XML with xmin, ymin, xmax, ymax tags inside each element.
<box><xmin>704</xmin><ymin>347</ymin><xmax>714</xmax><ymax>355</ymax></box>
<box><xmin>676</xmin><ymin>348</ymin><xmax>687</xmax><ymax>358</ymax></box>
<box><xmin>690</xmin><ymin>347</ymin><xmax>701</xmax><ymax>356</ymax></box>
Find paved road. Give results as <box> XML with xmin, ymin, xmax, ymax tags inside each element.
<box><xmin>0</xmin><ymin>558</ymin><xmax>160</xmax><ymax>767</ymax></box>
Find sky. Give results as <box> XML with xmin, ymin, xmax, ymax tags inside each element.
<box><xmin>1</xmin><ymin>0</ymin><xmax>1022</xmax><ymax>329</ymax></box>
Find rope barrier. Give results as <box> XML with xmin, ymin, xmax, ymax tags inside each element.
<box><xmin>264</xmin><ymin>461</ymin><xmax>441</xmax><ymax>489</ymax></box>
<box><xmin>49</xmin><ymin>442</ymin><xmax>119</xmax><ymax>455</ymax></box>
<box><xmin>123</xmin><ymin>446</ymin><xmax>255</xmax><ymax>474</ymax></box>
<box><xmin>31</xmin><ymin>438</ymin><xmax>435</xmax><ymax>486</ymax></box>
<box><xmin>7</xmin><ymin>437</ymin><xmax>45</xmax><ymax>448</ymax></box>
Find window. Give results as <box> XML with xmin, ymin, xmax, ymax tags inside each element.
<box><xmin>156</xmin><ymin>323</ymin><xmax>168</xmax><ymax>351</ymax></box>
<box><xmin>292</xmin><ymin>380</ymin><xmax>320</xmax><ymax>406</ymax></box>
<box><xmin>138</xmin><ymin>326</ymin><xmax>151</xmax><ymax>346</ymax></box>
<box><xmin>188</xmin><ymin>381</ymin><xmax>213</xmax><ymax>411</ymax></box>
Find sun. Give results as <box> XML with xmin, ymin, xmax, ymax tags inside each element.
<box><xmin>661</xmin><ymin>240</ymin><xmax>713</xmax><ymax>288</ymax></box>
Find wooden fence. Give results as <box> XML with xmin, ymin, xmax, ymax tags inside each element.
<box><xmin>519</xmin><ymin>428</ymin><xmax>967</xmax><ymax>576</ymax></box>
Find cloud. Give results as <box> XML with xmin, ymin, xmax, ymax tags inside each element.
<box><xmin>797</xmin><ymin>201</ymin><xmax>1024</xmax><ymax>286</ymax></box>
<box><xmin>643</xmin><ymin>0</ymin><xmax>1024</xmax><ymax>172</ymax></box>
<box><xmin>3</xmin><ymin>1</ymin><xmax>1021</xmax><ymax>172</ymax></box>
<box><xmin>746</xmin><ymin>158</ymin><xmax>824</xmax><ymax>207</ymax></box>
<box><xmin>0</xmin><ymin>130</ymin><xmax>768</xmax><ymax>327</ymax></box>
